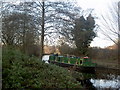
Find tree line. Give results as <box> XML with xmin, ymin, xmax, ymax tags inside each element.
<box><xmin>2</xmin><ymin>1</ymin><xmax>96</xmax><ymax>57</ymax></box>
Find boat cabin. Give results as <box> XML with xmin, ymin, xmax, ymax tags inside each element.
<box><xmin>42</xmin><ymin>54</ymin><xmax>96</xmax><ymax>67</ymax></box>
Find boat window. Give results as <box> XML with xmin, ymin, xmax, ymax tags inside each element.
<box><xmin>58</xmin><ymin>57</ymin><xmax>60</xmax><ymax>61</ymax></box>
<box><xmin>80</xmin><ymin>60</ymin><xmax>82</xmax><ymax>64</ymax></box>
<box><xmin>55</xmin><ymin>56</ymin><xmax>58</xmax><ymax>61</ymax></box>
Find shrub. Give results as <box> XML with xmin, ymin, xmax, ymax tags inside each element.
<box><xmin>2</xmin><ymin>47</ymin><xmax>82</xmax><ymax>89</ymax></box>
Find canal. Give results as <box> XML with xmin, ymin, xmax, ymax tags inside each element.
<box><xmin>48</xmin><ymin>61</ymin><xmax>120</xmax><ymax>89</ymax></box>
<box><xmin>76</xmin><ymin>67</ymin><xmax>120</xmax><ymax>89</ymax></box>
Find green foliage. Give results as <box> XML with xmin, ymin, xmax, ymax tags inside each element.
<box><xmin>2</xmin><ymin>47</ymin><xmax>82</xmax><ymax>88</ymax></box>
<box><xmin>72</xmin><ymin>14</ymin><xmax>96</xmax><ymax>55</ymax></box>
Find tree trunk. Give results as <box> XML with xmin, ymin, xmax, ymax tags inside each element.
<box><xmin>40</xmin><ymin>1</ymin><xmax>45</xmax><ymax>60</ymax></box>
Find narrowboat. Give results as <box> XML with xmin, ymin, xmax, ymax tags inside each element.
<box><xmin>42</xmin><ymin>54</ymin><xmax>97</xmax><ymax>73</ymax></box>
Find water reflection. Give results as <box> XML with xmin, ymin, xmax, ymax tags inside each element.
<box><xmin>78</xmin><ymin>72</ymin><xmax>120</xmax><ymax>89</ymax></box>
<box><xmin>91</xmin><ymin>78</ymin><xmax>120</xmax><ymax>89</ymax></box>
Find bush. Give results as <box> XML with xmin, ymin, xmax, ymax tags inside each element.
<box><xmin>2</xmin><ymin>47</ymin><xmax>82</xmax><ymax>88</ymax></box>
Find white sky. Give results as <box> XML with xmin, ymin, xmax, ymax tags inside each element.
<box><xmin>76</xmin><ymin>0</ymin><xmax>118</xmax><ymax>48</ymax></box>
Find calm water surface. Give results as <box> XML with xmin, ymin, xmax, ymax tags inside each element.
<box><xmin>80</xmin><ymin>69</ymin><xmax>120</xmax><ymax>89</ymax></box>
<box><xmin>90</xmin><ymin>75</ymin><xmax>120</xmax><ymax>89</ymax></box>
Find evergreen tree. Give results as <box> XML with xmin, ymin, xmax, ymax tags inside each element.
<box><xmin>72</xmin><ymin>14</ymin><xmax>96</xmax><ymax>55</ymax></box>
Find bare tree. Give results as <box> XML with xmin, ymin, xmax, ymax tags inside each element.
<box><xmin>2</xmin><ymin>2</ymin><xmax>40</xmax><ymax>51</ymax></box>
<box><xmin>40</xmin><ymin>1</ymin><xmax>45</xmax><ymax>59</ymax></box>
<box><xmin>99</xmin><ymin>1</ymin><xmax>120</xmax><ymax>67</ymax></box>
<box><xmin>29</xmin><ymin>0</ymin><xmax>82</xmax><ymax>59</ymax></box>
<box><xmin>99</xmin><ymin>1</ymin><xmax>120</xmax><ymax>45</ymax></box>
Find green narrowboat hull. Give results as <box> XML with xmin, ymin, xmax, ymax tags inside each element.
<box><xmin>49</xmin><ymin>60</ymin><xmax>95</xmax><ymax>73</ymax></box>
<box><xmin>48</xmin><ymin>55</ymin><xmax>96</xmax><ymax>73</ymax></box>
<box><xmin>49</xmin><ymin>55</ymin><xmax>97</xmax><ymax>67</ymax></box>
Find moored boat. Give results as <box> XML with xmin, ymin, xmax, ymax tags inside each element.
<box><xmin>42</xmin><ymin>54</ymin><xmax>97</xmax><ymax>73</ymax></box>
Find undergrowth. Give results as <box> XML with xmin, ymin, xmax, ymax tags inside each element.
<box><xmin>2</xmin><ymin>47</ymin><xmax>82</xmax><ymax>88</ymax></box>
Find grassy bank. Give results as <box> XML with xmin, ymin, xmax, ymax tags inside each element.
<box><xmin>2</xmin><ymin>47</ymin><xmax>82</xmax><ymax>88</ymax></box>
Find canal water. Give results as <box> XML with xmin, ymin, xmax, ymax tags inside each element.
<box><xmin>79</xmin><ymin>68</ymin><xmax>120</xmax><ymax>89</ymax></box>
<box><xmin>90</xmin><ymin>75</ymin><xmax>120</xmax><ymax>89</ymax></box>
